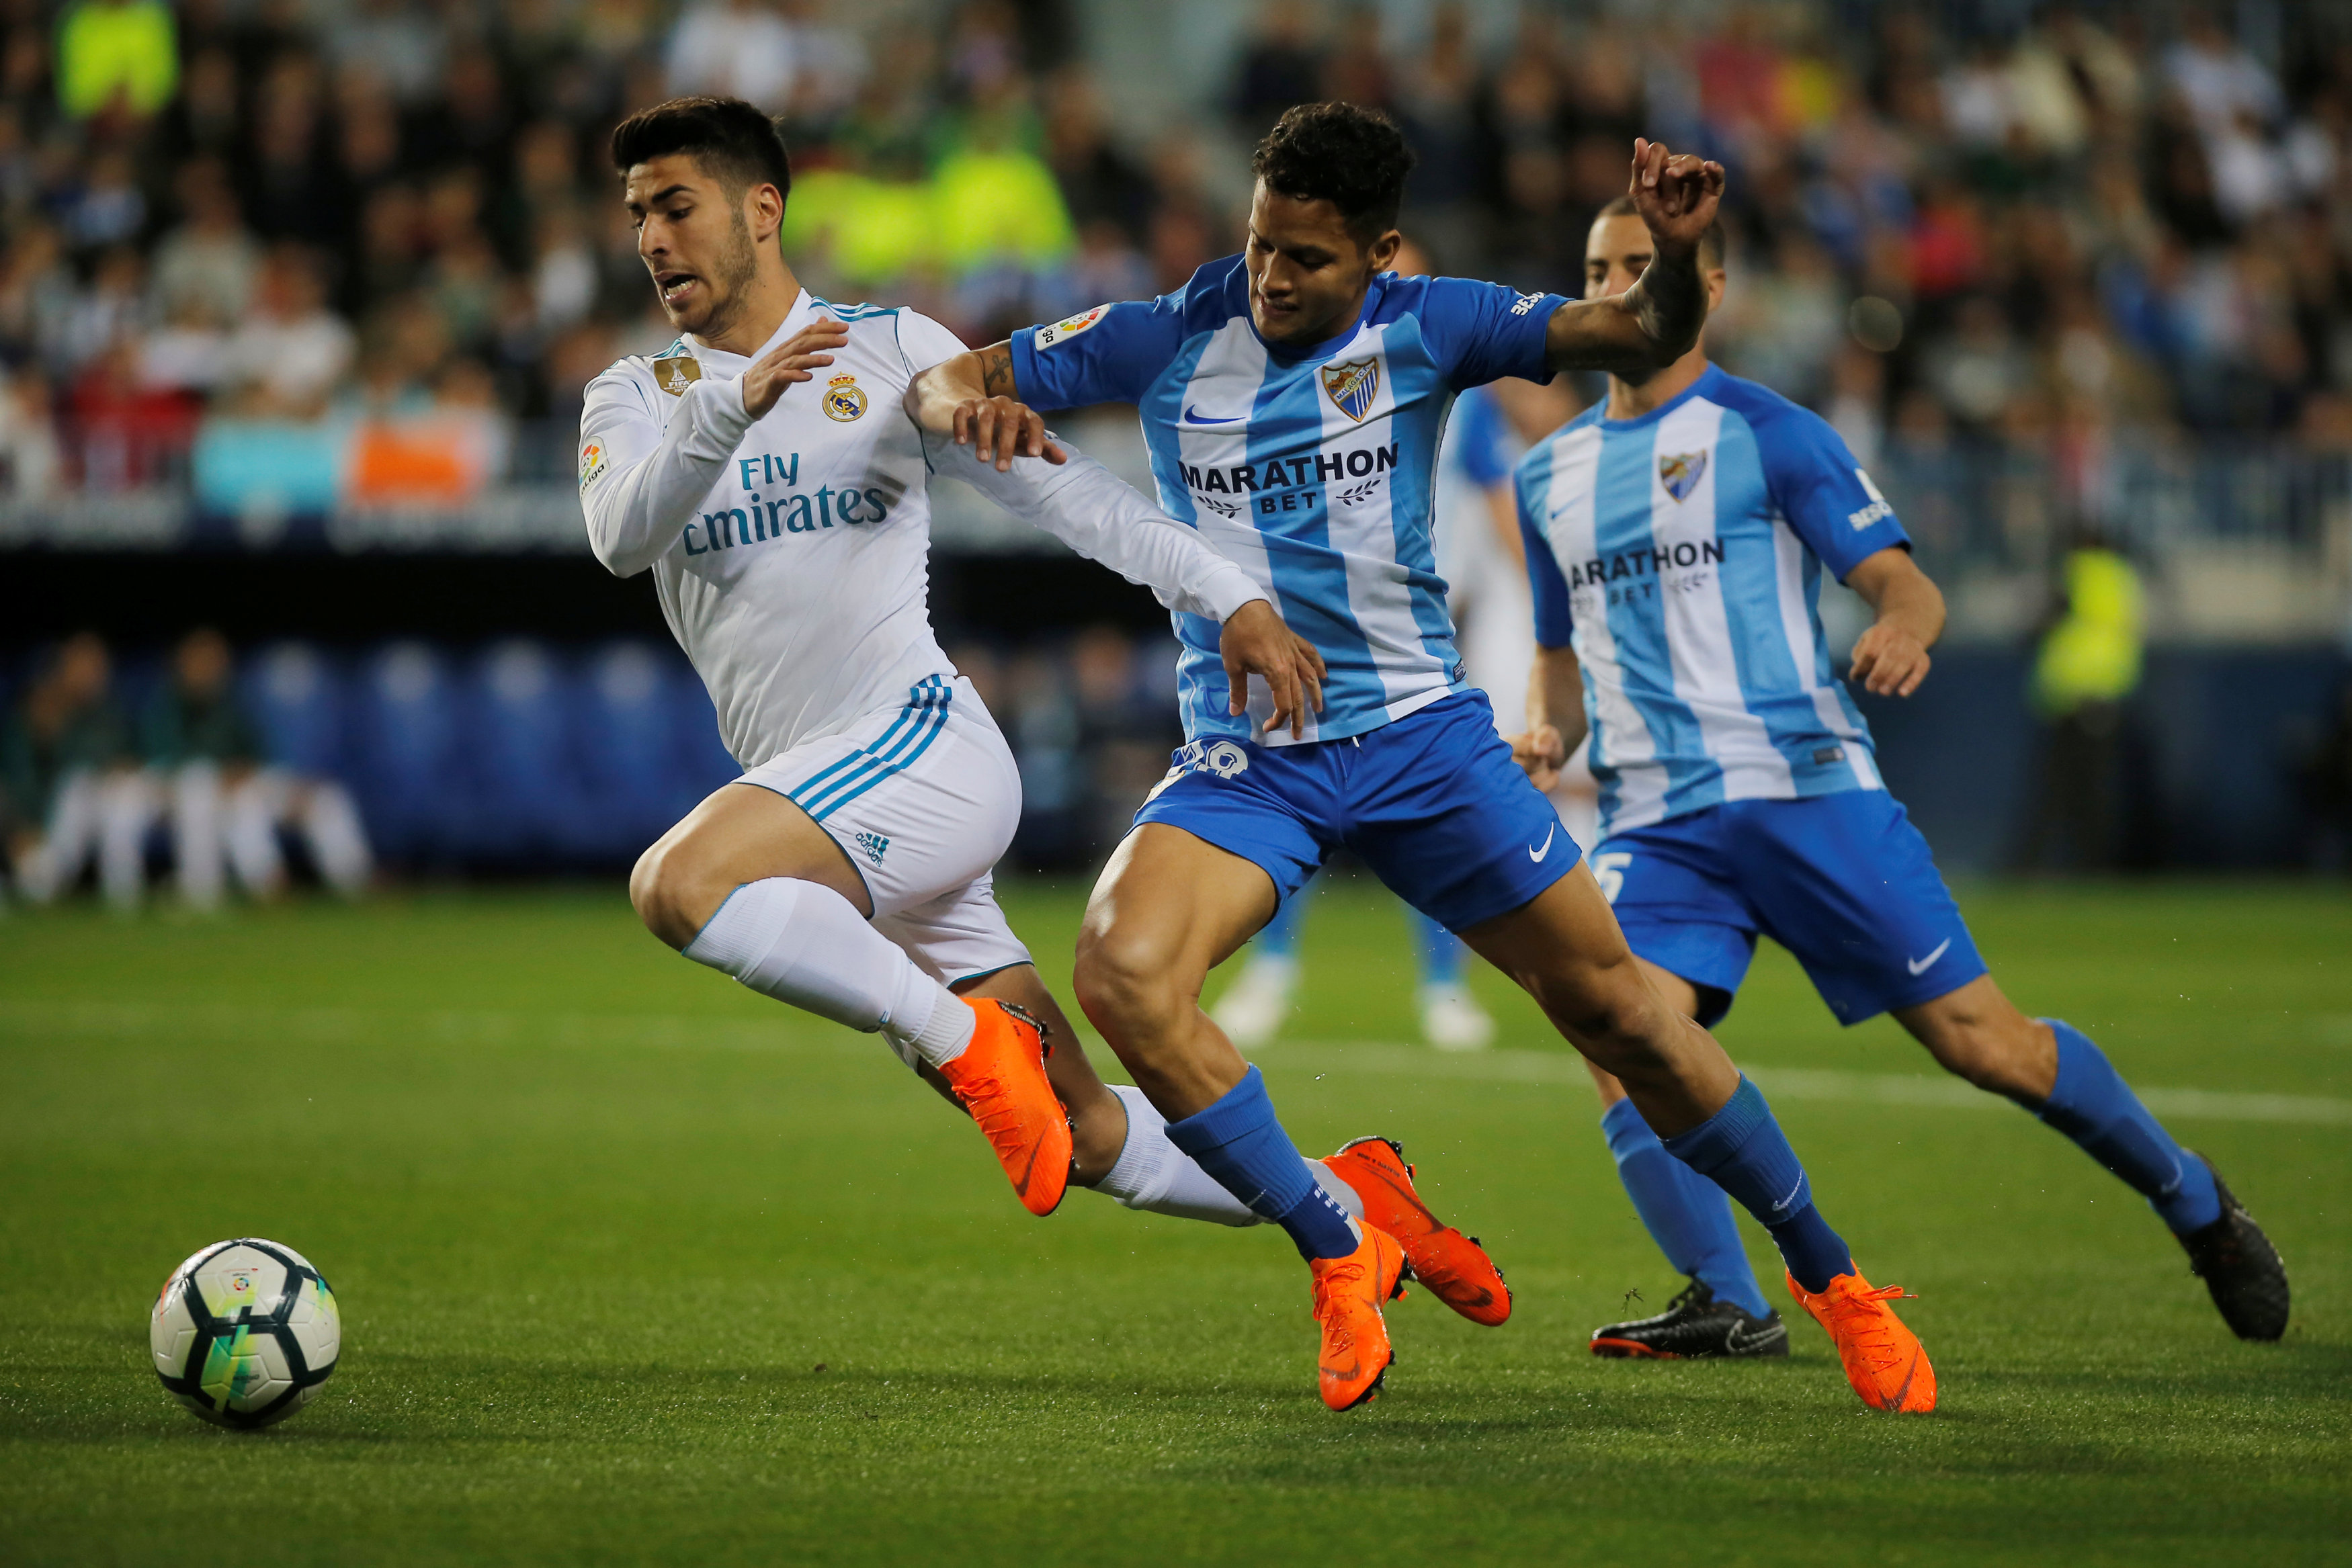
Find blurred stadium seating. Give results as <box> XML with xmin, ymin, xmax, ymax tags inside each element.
<box><xmin>3</xmin><ymin>0</ymin><xmax>2351</xmax><ymax>883</ymax></box>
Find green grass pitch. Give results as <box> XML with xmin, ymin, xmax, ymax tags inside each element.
<box><xmin>2</xmin><ymin>877</ymin><xmax>2347</xmax><ymax>1565</ymax></box>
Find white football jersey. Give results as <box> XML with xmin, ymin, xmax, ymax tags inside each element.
<box><xmin>579</xmin><ymin>288</ymin><xmax>1265</xmax><ymax>773</ymax></box>
<box><xmin>579</xmin><ymin>291</ymin><xmax>967</xmax><ymax>769</ymax></box>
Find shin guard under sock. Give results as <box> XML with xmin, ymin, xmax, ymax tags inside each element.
<box><xmin>1661</xmin><ymin>1076</ymin><xmax>1852</xmax><ymax>1294</ymax></box>
<box><xmin>1601</xmin><ymin>1097</ymin><xmax>1772</xmax><ymax>1318</ymax></box>
<box><xmin>1163</xmin><ymin>1066</ymin><xmax>1358</xmax><ymax>1260</ymax></box>
<box><xmin>2038</xmin><ymin>1018</ymin><xmax>2221</xmax><ymax>1234</ymax></box>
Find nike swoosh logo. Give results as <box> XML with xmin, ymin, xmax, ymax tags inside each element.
<box><xmin>1181</xmin><ymin>404</ymin><xmax>1243</xmax><ymax>425</ymax></box>
<box><xmin>1724</xmin><ymin>1319</ymin><xmax>1786</xmax><ymax>1354</ymax></box>
<box><xmin>1906</xmin><ymin>938</ymin><xmax>1953</xmax><ymax>976</ymax></box>
<box><xmin>1770</xmin><ymin>1174</ymin><xmax>1805</xmax><ymax>1213</ymax></box>
<box><xmin>1010</xmin><ymin>1141</ymin><xmax>1038</xmax><ymax>1198</ymax></box>
<box><xmin>1528</xmin><ymin>824</ymin><xmax>1556</xmax><ymax>863</ymax></box>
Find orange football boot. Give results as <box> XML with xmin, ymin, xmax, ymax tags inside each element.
<box><xmin>935</xmin><ymin>999</ymin><xmax>1073</xmax><ymax>1217</ymax></box>
<box><xmin>1785</xmin><ymin>1269</ymin><xmax>1936</xmax><ymax>1413</ymax></box>
<box><xmin>1308</xmin><ymin>1223</ymin><xmax>1408</xmax><ymax>1411</ymax></box>
<box><xmin>1321</xmin><ymin>1136</ymin><xmax>1511</xmax><ymax>1327</ymax></box>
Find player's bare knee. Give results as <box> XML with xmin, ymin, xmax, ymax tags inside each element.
<box><xmin>1072</xmin><ymin>928</ymin><xmax>1185</xmax><ymax>1033</ymax></box>
<box><xmin>1919</xmin><ymin>1007</ymin><xmax>2046</xmax><ymax>1102</ymax></box>
<box><xmin>630</xmin><ymin>836</ymin><xmax>720</xmax><ymax>950</ymax></box>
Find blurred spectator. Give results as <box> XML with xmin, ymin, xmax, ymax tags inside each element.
<box><xmin>0</xmin><ymin>369</ymin><xmax>62</xmax><ymax>496</ymax></box>
<box><xmin>667</xmin><ymin>0</ymin><xmax>801</xmax><ymax>110</ymax></box>
<box><xmin>2</xmin><ymin>631</ymin><xmax>144</xmax><ymax>906</ymax></box>
<box><xmin>151</xmin><ymin>156</ymin><xmax>260</xmax><ymax>326</ymax></box>
<box><xmin>1232</xmin><ymin>0</ymin><xmax>1321</xmax><ymax>132</ymax></box>
<box><xmin>138</xmin><ymin>627</ymin><xmax>372</xmax><ymax>906</ymax></box>
<box><xmin>222</xmin><ymin>246</ymin><xmax>354</xmax><ymax>415</ymax></box>
<box><xmin>2015</xmin><ymin>535</ymin><xmax>2147</xmax><ymax>872</ymax></box>
<box><xmin>56</xmin><ymin>0</ymin><xmax>177</xmax><ymax>121</ymax></box>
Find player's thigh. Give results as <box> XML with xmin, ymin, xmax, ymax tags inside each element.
<box><xmin>1075</xmin><ymin>823</ymin><xmax>1284</xmax><ymax>1018</ymax></box>
<box><xmin>1740</xmin><ymin>792</ymin><xmax>1987</xmax><ymax>1029</ymax></box>
<box><xmin>632</xmin><ymin>780</ymin><xmax>868</xmax><ymax>945</ymax></box>
<box><xmin>1892</xmin><ymin>973</ymin><xmax>2054</xmax><ymax>1100</ymax></box>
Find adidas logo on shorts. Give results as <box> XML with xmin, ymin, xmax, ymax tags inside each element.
<box><xmin>855</xmin><ymin>831</ymin><xmax>890</xmax><ymax>865</ymax></box>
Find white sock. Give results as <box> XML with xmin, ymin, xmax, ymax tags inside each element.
<box><xmin>681</xmin><ymin>877</ymin><xmax>974</xmax><ymax>1069</ymax></box>
<box><xmin>1092</xmin><ymin>1086</ymin><xmax>1365</xmax><ymax>1227</ymax></box>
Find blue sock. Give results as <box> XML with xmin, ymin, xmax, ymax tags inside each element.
<box><xmin>2037</xmin><ymin>1018</ymin><xmax>2222</xmax><ymax>1234</ymax></box>
<box><xmin>1601</xmin><ymin>1098</ymin><xmax>1773</xmax><ymax>1318</ymax></box>
<box><xmin>1254</xmin><ymin>877</ymin><xmax>1310</xmax><ymax>959</ymax></box>
<box><xmin>1661</xmin><ymin>1077</ymin><xmax>1853</xmax><ymax>1295</ymax></box>
<box><xmin>1411</xmin><ymin>909</ymin><xmax>1462</xmax><ymax>985</ymax></box>
<box><xmin>1164</xmin><ymin>1065</ymin><xmax>1357</xmax><ymax>1260</ymax></box>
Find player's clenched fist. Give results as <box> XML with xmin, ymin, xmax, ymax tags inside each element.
<box><xmin>1628</xmin><ymin>137</ymin><xmax>1725</xmax><ymax>252</ymax></box>
<box><xmin>740</xmin><ymin>318</ymin><xmax>850</xmax><ymax>420</ymax></box>
<box><xmin>1220</xmin><ymin>599</ymin><xmax>1325</xmax><ymax>741</ymax></box>
<box><xmin>951</xmin><ymin>394</ymin><xmax>1066</xmax><ymax>472</ymax></box>
<box><xmin>1507</xmin><ymin>724</ymin><xmax>1566</xmax><ymax>794</ymax></box>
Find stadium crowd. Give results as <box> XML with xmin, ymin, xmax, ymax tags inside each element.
<box><xmin>0</xmin><ymin>0</ymin><xmax>2346</xmax><ymax>515</ymax></box>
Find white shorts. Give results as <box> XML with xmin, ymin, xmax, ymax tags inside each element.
<box><xmin>739</xmin><ymin>674</ymin><xmax>1032</xmax><ymax>986</ymax></box>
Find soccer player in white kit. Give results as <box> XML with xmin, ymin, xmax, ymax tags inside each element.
<box><xmin>580</xmin><ymin>99</ymin><xmax>1498</xmax><ymax>1258</ymax></box>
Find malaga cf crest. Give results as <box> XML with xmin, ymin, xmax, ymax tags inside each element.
<box><xmin>1320</xmin><ymin>358</ymin><xmax>1380</xmax><ymax>423</ymax></box>
<box><xmin>1658</xmin><ymin>449</ymin><xmax>1709</xmax><ymax>502</ymax></box>
<box><xmin>823</xmin><ymin>374</ymin><xmax>868</xmax><ymax>422</ymax></box>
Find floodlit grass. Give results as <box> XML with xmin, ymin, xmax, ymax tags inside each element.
<box><xmin>1</xmin><ymin>877</ymin><xmax>2347</xmax><ymax>1565</ymax></box>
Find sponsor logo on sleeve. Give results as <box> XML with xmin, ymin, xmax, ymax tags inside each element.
<box><xmin>1510</xmin><ymin>290</ymin><xmax>1544</xmax><ymax>316</ymax></box>
<box><xmin>1034</xmin><ymin>304</ymin><xmax>1109</xmax><ymax>349</ymax></box>
<box><xmin>1849</xmin><ymin>467</ymin><xmax>1894</xmax><ymax>529</ymax></box>
<box><xmin>1658</xmin><ymin>449</ymin><xmax>1709</xmax><ymax>501</ymax></box>
<box><xmin>653</xmin><ymin>356</ymin><xmax>703</xmax><ymax>396</ymax></box>
<box><xmin>578</xmin><ymin>439</ymin><xmax>608</xmax><ymax>490</ymax></box>
<box><xmin>823</xmin><ymin>374</ymin><xmax>868</xmax><ymax>421</ymax></box>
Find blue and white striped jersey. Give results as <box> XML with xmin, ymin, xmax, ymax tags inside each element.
<box><xmin>1515</xmin><ymin>365</ymin><xmax>1909</xmax><ymax>838</ymax></box>
<box><xmin>1011</xmin><ymin>257</ymin><xmax>1566</xmax><ymax>746</ymax></box>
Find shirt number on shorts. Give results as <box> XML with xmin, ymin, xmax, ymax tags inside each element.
<box><xmin>1591</xmin><ymin>852</ymin><xmax>1632</xmax><ymax>904</ymax></box>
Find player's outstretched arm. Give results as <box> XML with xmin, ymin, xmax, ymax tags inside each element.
<box><xmin>1845</xmin><ymin>547</ymin><xmax>1945</xmax><ymax>698</ymax></box>
<box><xmin>1507</xmin><ymin>644</ymin><xmax>1587</xmax><ymax>793</ymax></box>
<box><xmin>1542</xmin><ymin>139</ymin><xmax>1724</xmax><ymax>377</ymax></box>
<box><xmin>905</xmin><ymin>342</ymin><xmax>1065</xmax><ymax>472</ymax></box>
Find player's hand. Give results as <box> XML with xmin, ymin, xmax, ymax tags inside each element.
<box><xmin>1509</xmin><ymin>724</ymin><xmax>1566</xmax><ymax>792</ymax></box>
<box><xmin>741</xmin><ymin>318</ymin><xmax>849</xmax><ymax>420</ymax></box>
<box><xmin>1220</xmin><ymin>598</ymin><xmax>1325</xmax><ymax>741</ymax></box>
<box><xmin>951</xmin><ymin>394</ymin><xmax>1067</xmax><ymax>472</ymax></box>
<box><xmin>1849</xmin><ymin>621</ymin><xmax>1932</xmax><ymax>697</ymax></box>
<box><xmin>1628</xmin><ymin>138</ymin><xmax>1725</xmax><ymax>255</ymax></box>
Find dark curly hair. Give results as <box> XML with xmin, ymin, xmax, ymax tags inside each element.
<box><xmin>610</xmin><ymin>96</ymin><xmax>792</xmax><ymax>210</ymax></box>
<box><xmin>1251</xmin><ymin>102</ymin><xmax>1416</xmax><ymax>245</ymax></box>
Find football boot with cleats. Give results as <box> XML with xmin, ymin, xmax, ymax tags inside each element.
<box><xmin>1590</xmin><ymin>1277</ymin><xmax>1789</xmax><ymax>1360</ymax></box>
<box><xmin>937</xmin><ymin>999</ymin><xmax>1072</xmax><ymax>1217</ymax></box>
<box><xmin>1308</xmin><ymin>1223</ymin><xmax>1407</xmax><ymax>1411</ymax></box>
<box><xmin>2177</xmin><ymin>1153</ymin><xmax>2290</xmax><ymax>1342</ymax></box>
<box><xmin>1785</xmin><ymin>1268</ymin><xmax>1936</xmax><ymax>1413</ymax></box>
<box><xmin>1321</xmin><ymin>1136</ymin><xmax>1511</xmax><ymax>1327</ymax></box>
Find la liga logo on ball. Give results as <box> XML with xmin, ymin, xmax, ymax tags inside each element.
<box><xmin>151</xmin><ymin>1238</ymin><xmax>340</xmax><ymax>1430</ymax></box>
<box><xmin>823</xmin><ymin>374</ymin><xmax>868</xmax><ymax>422</ymax></box>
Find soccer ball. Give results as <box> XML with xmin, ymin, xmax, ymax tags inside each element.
<box><xmin>149</xmin><ymin>1239</ymin><xmax>341</xmax><ymax>1429</ymax></box>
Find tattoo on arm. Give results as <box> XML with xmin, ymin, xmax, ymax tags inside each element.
<box><xmin>979</xmin><ymin>343</ymin><xmax>1017</xmax><ymax>398</ymax></box>
<box><xmin>1626</xmin><ymin>245</ymin><xmax>1704</xmax><ymax>363</ymax></box>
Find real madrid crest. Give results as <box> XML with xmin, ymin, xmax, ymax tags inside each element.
<box><xmin>652</xmin><ymin>356</ymin><xmax>702</xmax><ymax>396</ymax></box>
<box><xmin>1320</xmin><ymin>357</ymin><xmax>1380</xmax><ymax>423</ymax></box>
<box><xmin>823</xmin><ymin>374</ymin><xmax>868</xmax><ymax>422</ymax></box>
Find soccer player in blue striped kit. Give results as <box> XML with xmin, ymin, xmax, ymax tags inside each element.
<box><xmin>1509</xmin><ymin>197</ymin><xmax>2288</xmax><ymax>1363</ymax></box>
<box><xmin>912</xmin><ymin>103</ymin><xmax>1937</xmax><ymax>1413</ymax></box>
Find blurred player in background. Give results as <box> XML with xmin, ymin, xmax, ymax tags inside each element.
<box><xmin>917</xmin><ymin>104</ymin><xmax>1935</xmax><ymax>1414</ymax></box>
<box><xmin>5</xmin><ymin>632</ymin><xmax>138</xmax><ymax>906</ymax></box>
<box><xmin>582</xmin><ymin>99</ymin><xmax>1498</xmax><ymax>1294</ymax></box>
<box><xmin>1511</xmin><ymin>198</ymin><xmax>2287</xmax><ymax>1361</ymax></box>
<box><xmin>138</xmin><ymin>628</ymin><xmax>372</xmax><ymax>907</ymax></box>
<box><xmin>1211</xmin><ymin>238</ymin><xmax>1587</xmax><ymax>1055</ymax></box>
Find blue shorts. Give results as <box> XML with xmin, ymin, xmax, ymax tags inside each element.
<box><xmin>1134</xmin><ymin>691</ymin><xmax>1579</xmax><ymax>933</ymax></box>
<box><xmin>1591</xmin><ymin>791</ymin><xmax>1987</xmax><ymax>1028</ymax></box>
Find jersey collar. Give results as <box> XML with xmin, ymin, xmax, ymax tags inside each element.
<box><xmin>683</xmin><ymin>288</ymin><xmax>816</xmax><ymax>367</ymax></box>
<box><xmin>1595</xmin><ymin>362</ymin><xmax>1726</xmax><ymax>433</ymax></box>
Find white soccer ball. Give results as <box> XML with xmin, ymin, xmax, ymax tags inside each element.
<box><xmin>149</xmin><ymin>1239</ymin><xmax>341</xmax><ymax>1429</ymax></box>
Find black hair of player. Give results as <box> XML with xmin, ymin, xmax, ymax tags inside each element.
<box><xmin>1251</xmin><ymin>103</ymin><xmax>1417</xmax><ymax>246</ymax></box>
<box><xmin>1596</xmin><ymin>194</ymin><xmax>1726</xmax><ymax>270</ymax></box>
<box><xmin>611</xmin><ymin>96</ymin><xmax>792</xmax><ymax>211</ymax></box>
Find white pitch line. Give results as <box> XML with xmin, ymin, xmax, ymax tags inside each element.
<box><xmin>5</xmin><ymin>1002</ymin><xmax>2349</xmax><ymax>1127</ymax></box>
